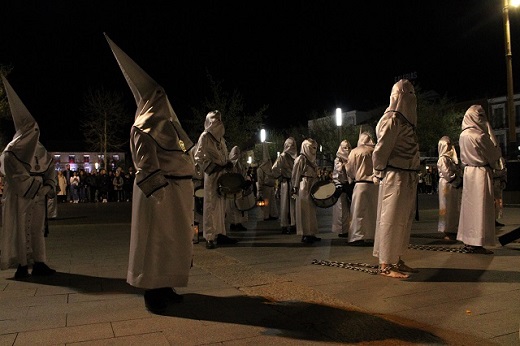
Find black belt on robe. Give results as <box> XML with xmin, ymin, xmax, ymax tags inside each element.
<box><xmin>164</xmin><ymin>175</ymin><xmax>193</xmax><ymax>180</ymax></box>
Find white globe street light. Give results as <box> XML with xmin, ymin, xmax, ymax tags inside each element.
<box><xmin>335</xmin><ymin>108</ymin><xmax>342</xmax><ymax>143</ymax></box>
<box><xmin>260</xmin><ymin>128</ymin><xmax>266</xmax><ymax>143</ymax></box>
<box><xmin>335</xmin><ymin>108</ymin><xmax>342</xmax><ymax>127</ymax></box>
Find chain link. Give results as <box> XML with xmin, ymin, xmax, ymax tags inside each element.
<box><xmin>407</xmin><ymin>244</ymin><xmax>470</xmax><ymax>253</ymax></box>
<box><xmin>312</xmin><ymin>245</ymin><xmax>478</xmax><ymax>274</ymax></box>
<box><xmin>311</xmin><ymin>259</ymin><xmax>380</xmax><ymax>275</ymax></box>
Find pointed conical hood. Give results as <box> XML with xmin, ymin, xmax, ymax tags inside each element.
<box><xmin>1</xmin><ymin>75</ymin><xmax>40</xmax><ymax>166</ymax></box>
<box><xmin>104</xmin><ymin>33</ymin><xmax>193</xmax><ymax>152</ymax></box>
<box><xmin>104</xmin><ymin>34</ymin><xmax>157</xmax><ymax>105</ymax></box>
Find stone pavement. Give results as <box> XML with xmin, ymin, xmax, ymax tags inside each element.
<box><xmin>1</xmin><ymin>195</ymin><xmax>519</xmax><ymax>345</ymax></box>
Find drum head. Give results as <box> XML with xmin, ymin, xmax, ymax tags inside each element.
<box><xmin>194</xmin><ymin>187</ymin><xmax>205</xmax><ymax>198</ymax></box>
<box><xmin>312</xmin><ymin>182</ymin><xmax>335</xmax><ymax>200</ymax></box>
<box><xmin>217</xmin><ymin>173</ymin><xmax>245</xmax><ymax>198</ymax></box>
<box><xmin>310</xmin><ymin>180</ymin><xmax>339</xmax><ymax>208</ymax></box>
<box><xmin>235</xmin><ymin>192</ymin><xmax>256</xmax><ymax>211</ymax></box>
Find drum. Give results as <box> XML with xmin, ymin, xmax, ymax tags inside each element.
<box><xmin>235</xmin><ymin>187</ymin><xmax>256</xmax><ymax>211</ymax></box>
<box><xmin>194</xmin><ymin>186</ymin><xmax>204</xmax><ymax>214</ymax></box>
<box><xmin>310</xmin><ymin>180</ymin><xmax>339</xmax><ymax>208</ymax></box>
<box><xmin>217</xmin><ymin>172</ymin><xmax>245</xmax><ymax>199</ymax></box>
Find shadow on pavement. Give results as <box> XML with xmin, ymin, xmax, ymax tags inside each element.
<box><xmin>11</xmin><ymin>272</ymin><xmax>142</xmax><ymax>295</ymax></box>
<box><xmin>407</xmin><ymin>268</ymin><xmax>520</xmax><ymax>283</ymax></box>
<box><xmin>162</xmin><ymin>293</ymin><xmax>445</xmax><ymax>344</ymax></box>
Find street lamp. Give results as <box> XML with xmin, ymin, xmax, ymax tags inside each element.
<box><xmin>503</xmin><ymin>0</ymin><xmax>519</xmax><ymax>159</ymax></box>
<box><xmin>335</xmin><ymin>108</ymin><xmax>342</xmax><ymax>143</ymax></box>
<box><xmin>260</xmin><ymin>128</ymin><xmax>266</xmax><ymax>143</ymax></box>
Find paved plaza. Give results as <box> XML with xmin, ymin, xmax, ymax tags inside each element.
<box><xmin>1</xmin><ymin>194</ymin><xmax>519</xmax><ymax>345</ymax></box>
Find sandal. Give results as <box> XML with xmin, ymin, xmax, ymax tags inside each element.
<box><xmin>397</xmin><ymin>259</ymin><xmax>419</xmax><ymax>273</ymax></box>
<box><xmin>379</xmin><ymin>264</ymin><xmax>409</xmax><ymax>278</ymax></box>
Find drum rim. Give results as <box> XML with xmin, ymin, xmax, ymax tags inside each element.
<box><xmin>310</xmin><ymin>180</ymin><xmax>338</xmax><ymax>208</ymax></box>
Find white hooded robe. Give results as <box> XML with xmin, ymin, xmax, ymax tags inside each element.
<box><xmin>292</xmin><ymin>139</ymin><xmax>318</xmax><ymax>236</ymax></box>
<box><xmin>372</xmin><ymin>79</ymin><xmax>420</xmax><ymax>265</ymax></box>
<box><xmin>457</xmin><ymin>105</ymin><xmax>501</xmax><ymax>246</ymax></box>
<box><xmin>331</xmin><ymin>140</ymin><xmax>352</xmax><ymax>234</ymax></box>
<box><xmin>106</xmin><ymin>35</ymin><xmax>195</xmax><ymax>289</ymax></box>
<box><xmin>272</xmin><ymin>137</ymin><xmax>297</xmax><ymax>228</ymax></box>
<box><xmin>194</xmin><ymin>111</ymin><xmax>229</xmax><ymax>241</ymax></box>
<box><xmin>437</xmin><ymin>136</ymin><xmax>462</xmax><ymax>235</ymax></box>
<box><xmin>346</xmin><ymin>132</ymin><xmax>378</xmax><ymax>242</ymax></box>
<box><xmin>0</xmin><ymin>76</ymin><xmax>56</xmax><ymax>269</ymax></box>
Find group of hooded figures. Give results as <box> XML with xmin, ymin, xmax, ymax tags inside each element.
<box><xmin>0</xmin><ymin>35</ymin><xmax>504</xmax><ymax>314</ymax></box>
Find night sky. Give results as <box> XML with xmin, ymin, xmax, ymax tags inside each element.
<box><xmin>2</xmin><ymin>1</ymin><xmax>519</xmax><ymax>147</ymax></box>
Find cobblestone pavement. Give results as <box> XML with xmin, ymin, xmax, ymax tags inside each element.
<box><xmin>1</xmin><ymin>194</ymin><xmax>519</xmax><ymax>345</ymax></box>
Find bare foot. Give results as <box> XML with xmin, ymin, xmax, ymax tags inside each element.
<box><xmin>379</xmin><ymin>265</ymin><xmax>409</xmax><ymax>278</ymax></box>
<box><xmin>397</xmin><ymin>259</ymin><xmax>419</xmax><ymax>273</ymax></box>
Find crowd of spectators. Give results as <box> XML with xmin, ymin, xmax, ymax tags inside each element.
<box><xmin>57</xmin><ymin>164</ymin><xmax>135</xmax><ymax>203</ymax></box>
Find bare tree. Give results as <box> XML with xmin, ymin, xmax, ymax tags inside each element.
<box><xmin>81</xmin><ymin>87</ymin><xmax>130</xmax><ymax>169</ymax></box>
<box><xmin>187</xmin><ymin>73</ymin><xmax>267</xmax><ymax>151</ymax></box>
<box><xmin>416</xmin><ymin>89</ymin><xmax>464</xmax><ymax>156</ymax></box>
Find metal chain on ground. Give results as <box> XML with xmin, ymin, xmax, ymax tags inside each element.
<box><xmin>311</xmin><ymin>259</ymin><xmax>380</xmax><ymax>275</ymax></box>
<box><xmin>408</xmin><ymin>244</ymin><xmax>470</xmax><ymax>253</ymax></box>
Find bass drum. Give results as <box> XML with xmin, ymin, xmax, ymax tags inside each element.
<box><xmin>217</xmin><ymin>172</ymin><xmax>245</xmax><ymax>199</ymax></box>
<box><xmin>194</xmin><ymin>186</ymin><xmax>204</xmax><ymax>214</ymax></box>
<box><xmin>310</xmin><ymin>180</ymin><xmax>339</xmax><ymax>208</ymax></box>
<box><xmin>235</xmin><ymin>187</ymin><xmax>256</xmax><ymax>212</ymax></box>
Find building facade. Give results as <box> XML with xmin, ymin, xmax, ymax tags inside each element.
<box><xmin>488</xmin><ymin>93</ymin><xmax>520</xmax><ymax>157</ymax></box>
<box><xmin>49</xmin><ymin>151</ymin><xmax>126</xmax><ymax>172</ymax></box>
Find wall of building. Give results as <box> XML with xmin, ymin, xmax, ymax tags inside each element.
<box><xmin>49</xmin><ymin>151</ymin><xmax>126</xmax><ymax>172</ymax></box>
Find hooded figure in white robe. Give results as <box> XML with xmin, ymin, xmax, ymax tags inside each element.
<box><xmin>194</xmin><ymin>111</ymin><xmax>237</xmax><ymax>249</ymax></box>
<box><xmin>0</xmin><ymin>75</ymin><xmax>57</xmax><ymax>278</ymax></box>
<box><xmin>493</xmin><ymin>157</ymin><xmax>507</xmax><ymax>222</ymax></box>
<box><xmin>372</xmin><ymin>79</ymin><xmax>420</xmax><ymax>278</ymax></box>
<box><xmin>257</xmin><ymin>143</ymin><xmax>279</xmax><ymax>220</ymax></box>
<box><xmin>105</xmin><ymin>35</ymin><xmax>195</xmax><ymax>313</ymax></box>
<box><xmin>437</xmin><ymin>136</ymin><xmax>462</xmax><ymax>239</ymax></box>
<box><xmin>292</xmin><ymin>138</ymin><xmax>320</xmax><ymax>243</ymax></box>
<box><xmin>346</xmin><ymin>131</ymin><xmax>377</xmax><ymax>245</ymax></box>
<box><xmin>272</xmin><ymin>137</ymin><xmax>297</xmax><ymax>233</ymax></box>
<box><xmin>226</xmin><ymin>146</ymin><xmax>248</xmax><ymax>230</ymax></box>
<box><xmin>457</xmin><ymin>105</ymin><xmax>501</xmax><ymax>253</ymax></box>
<box><xmin>331</xmin><ymin>140</ymin><xmax>352</xmax><ymax>236</ymax></box>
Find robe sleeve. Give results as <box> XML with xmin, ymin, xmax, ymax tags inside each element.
<box><xmin>345</xmin><ymin>152</ymin><xmax>356</xmax><ymax>181</ymax></box>
<box><xmin>479</xmin><ymin>135</ymin><xmax>502</xmax><ymax>168</ymax></box>
<box><xmin>271</xmin><ymin>156</ymin><xmax>282</xmax><ymax>179</ymax></box>
<box><xmin>437</xmin><ymin>156</ymin><xmax>457</xmax><ymax>183</ymax></box>
<box><xmin>2</xmin><ymin>151</ymin><xmax>41</xmax><ymax>199</ymax></box>
<box><xmin>291</xmin><ymin>156</ymin><xmax>305</xmax><ymax>190</ymax></box>
<box><xmin>372</xmin><ymin>115</ymin><xmax>399</xmax><ymax>177</ymax></box>
<box><xmin>132</xmin><ymin>128</ymin><xmax>168</xmax><ymax>197</ymax></box>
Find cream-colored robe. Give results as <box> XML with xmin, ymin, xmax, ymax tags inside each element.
<box><xmin>437</xmin><ymin>148</ymin><xmax>462</xmax><ymax>235</ymax></box>
<box><xmin>457</xmin><ymin>129</ymin><xmax>501</xmax><ymax>246</ymax></box>
<box><xmin>194</xmin><ymin>131</ymin><xmax>228</xmax><ymax>241</ymax></box>
<box><xmin>292</xmin><ymin>140</ymin><xmax>318</xmax><ymax>236</ymax></box>
<box><xmin>346</xmin><ymin>136</ymin><xmax>377</xmax><ymax>242</ymax></box>
<box><xmin>272</xmin><ymin>150</ymin><xmax>296</xmax><ymax>228</ymax></box>
<box><xmin>331</xmin><ymin>157</ymin><xmax>350</xmax><ymax>234</ymax></box>
<box><xmin>0</xmin><ymin>151</ymin><xmax>56</xmax><ymax>269</ymax></box>
<box><xmin>372</xmin><ymin>80</ymin><xmax>420</xmax><ymax>264</ymax></box>
<box><xmin>128</xmin><ymin>128</ymin><xmax>194</xmax><ymax>289</ymax></box>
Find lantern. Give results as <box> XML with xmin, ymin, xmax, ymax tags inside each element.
<box><xmin>256</xmin><ymin>197</ymin><xmax>267</xmax><ymax>207</ymax></box>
